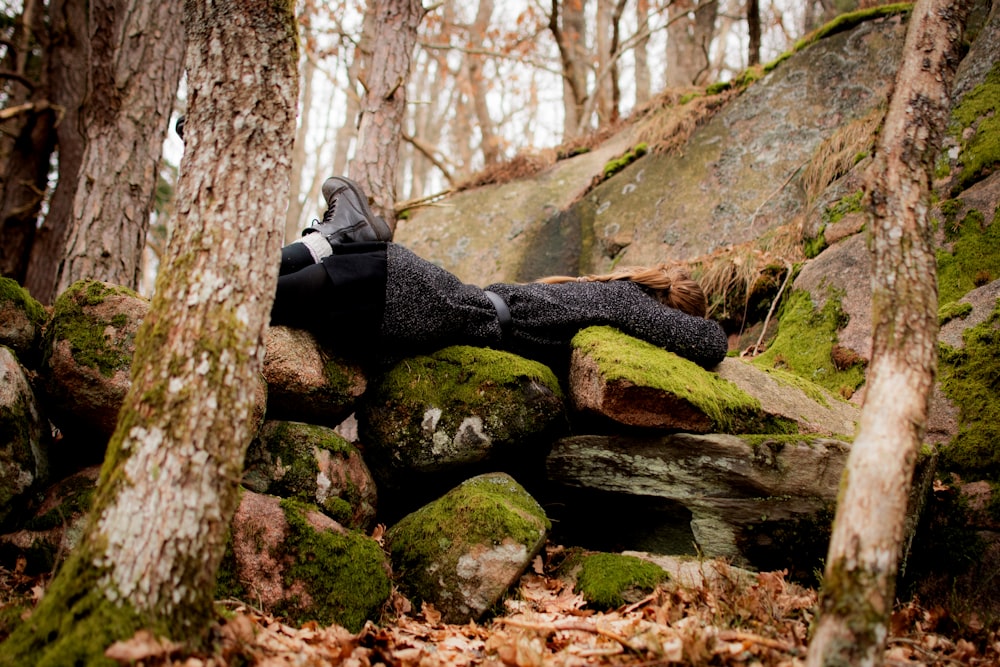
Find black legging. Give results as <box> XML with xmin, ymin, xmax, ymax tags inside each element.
<box><xmin>271</xmin><ymin>241</ymin><xmax>389</xmax><ymax>357</ymax></box>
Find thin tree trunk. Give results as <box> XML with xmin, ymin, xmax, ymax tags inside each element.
<box><xmin>634</xmin><ymin>0</ymin><xmax>652</xmax><ymax>107</ymax></box>
<box><xmin>667</xmin><ymin>0</ymin><xmax>717</xmax><ymax>87</ymax></box>
<box><xmin>350</xmin><ymin>0</ymin><xmax>424</xmax><ymax>224</ymax></box>
<box><xmin>54</xmin><ymin>0</ymin><xmax>185</xmax><ymax>297</ymax></box>
<box><xmin>23</xmin><ymin>0</ymin><xmax>89</xmax><ymax>304</ymax></box>
<box><xmin>0</xmin><ymin>0</ymin><xmax>298</xmax><ymax>662</ymax></box>
<box><xmin>467</xmin><ymin>0</ymin><xmax>501</xmax><ymax>166</ymax></box>
<box><xmin>806</xmin><ymin>1</ymin><xmax>971</xmax><ymax>665</ymax></box>
<box><xmin>550</xmin><ymin>0</ymin><xmax>589</xmax><ymax>138</ymax></box>
<box><xmin>286</xmin><ymin>55</ymin><xmax>316</xmax><ymax>243</ymax></box>
<box><xmin>748</xmin><ymin>0</ymin><xmax>761</xmax><ymax>67</ymax></box>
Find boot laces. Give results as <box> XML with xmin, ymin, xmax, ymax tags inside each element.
<box><xmin>320</xmin><ymin>197</ymin><xmax>338</xmax><ymax>226</ymax></box>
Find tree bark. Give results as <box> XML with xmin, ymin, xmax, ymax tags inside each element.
<box><xmin>551</xmin><ymin>0</ymin><xmax>589</xmax><ymax>138</ymax></box>
<box><xmin>22</xmin><ymin>0</ymin><xmax>89</xmax><ymax>304</ymax></box>
<box><xmin>748</xmin><ymin>0</ymin><xmax>761</xmax><ymax>67</ymax></box>
<box><xmin>666</xmin><ymin>0</ymin><xmax>717</xmax><ymax>87</ymax></box>
<box><xmin>806</xmin><ymin>1</ymin><xmax>971</xmax><ymax>665</ymax></box>
<box><xmin>54</xmin><ymin>0</ymin><xmax>185</xmax><ymax>297</ymax></box>
<box><xmin>350</xmin><ymin>0</ymin><xmax>424</xmax><ymax>224</ymax></box>
<box><xmin>0</xmin><ymin>0</ymin><xmax>298</xmax><ymax>662</ymax></box>
<box><xmin>633</xmin><ymin>0</ymin><xmax>652</xmax><ymax>107</ymax></box>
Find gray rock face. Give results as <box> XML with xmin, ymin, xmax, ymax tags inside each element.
<box><xmin>385</xmin><ymin>472</ymin><xmax>549</xmax><ymax>624</ymax></box>
<box><xmin>547</xmin><ymin>433</ymin><xmax>850</xmax><ymax>566</ymax></box>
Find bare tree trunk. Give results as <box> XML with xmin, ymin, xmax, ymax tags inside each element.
<box><xmin>748</xmin><ymin>0</ymin><xmax>761</xmax><ymax>67</ymax></box>
<box><xmin>350</xmin><ymin>0</ymin><xmax>424</xmax><ymax>224</ymax></box>
<box><xmin>0</xmin><ymin>0</ymin><xmax>298</xmax><ymax>662</ymax></box>
<box><xmin>806</xmin><ymin>1</ymin><xmax>971</xmax><ymax>665</ymax></box>
<box><xmin>595</xmin><ymin>0</ymin><xmax>615</xmax><ymax>124</ymax></box>
<box><xmin>22</xmin><ymin>0</ymin><xmax>89</xmax><ymax>304</ymax></box>
<box><xmin>666</xmin><ymin>0</ymin><xmax>717</xmax><ymax>87</ymax></box>
<box><xmin>550</xmin><ymin>0</ymin><xmax>589</xmax><ymax>138</ymax></box>
<box><xmin>467</xmin><ymin>0</ymin><xmax>501</xmax><ymax>166</ymax></box>
<box><xmin>634</xmin><ymin>0</ymin><xmax>652</xmax><ymax>107</ymax></box>
<box><xmin>0</xmin><ymin>0</ymin><xmax>55</xmax><ymax>287</ymax></box>
<box><xmin>54</xmin><ymin>0</ymin><xmax>185</xmax><ymax>297</ymax></box>
<box><xmin>286</xmin><ymin>55</ymin><xmax>316</xmax><ymax>243</ymax></box>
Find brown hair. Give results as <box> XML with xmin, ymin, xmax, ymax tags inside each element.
<box><xmin>536</xmin><ymin>265</ymin><xmax>708</xmax><ymax>318</ymax></box>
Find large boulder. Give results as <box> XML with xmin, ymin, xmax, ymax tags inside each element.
<box><xmin>568</xmin><ymin>326</ymin><xmax>858</xmax><ymax>437</ymax></box>
<box><xmin>222</xmin><ymin>490</ymin><xmax>391</xmax><ymax>633</ymax></box>
<box><xmin>38</xmin><ymin>280</ymin><xmax>147</xmax><ymax>457</ymax></box>
<box><xmin>242</xmin><ymin>420</ymin><xmax>377</xmax><ymax>530</ymax></box>
<box><xmin>359</xmin><ymin>346</ymin><xmax>566</xmax><ymax>504</ymax></box>
<box><xmin>386</xmin><ymin>472</ymin><xmax>549</xmax><ymax>624</ymax></box>
<box><xmin>547</xmin><ymin>432</ymin><xmax>850</xmax><ymax>572</ymax></box>
<box><xmin>261</xmin><ymin>326</ymin><xmax>367</xmax><ymax>428</ymax></box>
<box><xmin>0</xmin><ymin>347</ymin><xmax>48</xmax><ymax>526</ymax></box>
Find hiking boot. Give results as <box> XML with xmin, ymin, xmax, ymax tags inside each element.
<box><xmin>304</xmin><ymin>176</ymin><xmax>393</xmax><ymax>244</ymax></box>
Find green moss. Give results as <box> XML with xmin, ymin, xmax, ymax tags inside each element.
<box><xmin>574</xmin><ymin>553</ymin><xmax>667</xmax><ymax>610</ymax></box>
<box><xmin>0</xmin><ymin>548</ymin><xmax>163</xmax><ymax>667</ymax></box>
<box><xmin>937</xmin><ymin>301</ymin><xmax>1000</xmax><ymax>479</ymax></box>
<box><xmin>936</xmin><ymin>207</ymin><xmax>1000</xmax><ymax>305</ymax></box>
<box><xmin>823</xmin><ymin>191</ymin><xmax>865</xmax><ymax>225</ymax></box>
<box><xmin>705</xmin><ymin>81</ymin><xmax>731</xmax><ymax>96</ymax></box>
<box><xmin>752</xmin><ymin>289</ymin><xmax>867</xmax><ymax>397</ymax></box>
<box><xmin>387</xmin><ymin>474</ymin><xmax>549</xmax><ymax>608</ymax></box>
<box><xmin>803</xmin><ymin>229</ymin><xmax>828</xmax><ymax>259</ymax></box>
<box><xmin>368</xmin><ymin>346</ymin><xmax>564</xmax><ymax>457</ymax></box>
<box><xmin>678</xmin><ymin>92</ymin><xmax>701</xmax><ymax>105</ymax></box>
<box><xmin>0</xmin><ymin>277</ymin><xmax>47</xmax><ymax>328</ymax></box>
<box><xmin>278</xmin><ymin>499</ymin><xmax>390</xmax><ymax>632</ymax></box>
<box><xmin>938</xmin><ymin>301</ymin><xmax>974</xmax><ymax>326</ymax></box>
<box><xmin>602</xmin><ymin>143</ymin><xmax>648</xmax><ymax>179</ymax></box>
<box><xmin>43</xmin><ymin>280</ymin><xmax>139</xmax><ymax>378</ymax></box>
<box><xmin>573</xmin><ymin>326</ymin><xmax>795</xmax><ymax>434</ymax></box>
<box><xmin>949</xmin><ymin>62</ymin><xmax>1000</xmax><ymax>193</ymax></box>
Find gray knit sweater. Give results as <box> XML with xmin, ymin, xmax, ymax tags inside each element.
<box><xmin>381</xmin><ymin>243</ymin><xmax>728</xmax><ymax>368</ymax></box>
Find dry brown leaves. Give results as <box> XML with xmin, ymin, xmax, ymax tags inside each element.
<box><xmin>3</xmin><ymin>556</ymin><xmax>999</xmax><ymax>666</ymax></box>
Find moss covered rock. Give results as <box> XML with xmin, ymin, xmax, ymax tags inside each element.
<box><xmin>0</xmin><ymin>347</ymin><xmax>48</xmax><ymax>527</ymax></box>
<box><xmin>570</xmin><ymin>326</ymin><xmax>799</xmax><ymax>434</ymax></box>
<box><xmin>386</xmin><ymin>472</ymin><xmax>549</xmax><ymax>624</ymax></box>
<box><xmin>262</xmin><ymin>326</ymin><xmax>367</xmax><ymax>428</ymax></box>
<box><xmin>39</xmin><ymin>280</ymin><xmax>147</xmax><ymax>455</ymax></box>
<box><xmin>222</xmin><ymin>490</ymin><xmax>391</xmax><ymax>632</ymax></box>
<box><xmin>559</xmin><ymin>550</ymin><xmax>667</xmax><ymax>610</ymax></box>
<box><xmin>359</xmin><ymin>346</ymin><xmax>566</xmax><ymax>482</ymax></box>
<box><xmin>0</xmin><ymin>278</ymin><xmax>48</xmax><ymax>364</ymax></box>
<box><xmin>243</xmin><ymin>420</ymin><xmax>377</xmax><ymax>530</ymax></box>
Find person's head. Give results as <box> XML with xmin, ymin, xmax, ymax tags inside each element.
<box><xmin>536</xmin><ymin>264</ymin><xmax>709</xmax><ymax>318</ymax></box>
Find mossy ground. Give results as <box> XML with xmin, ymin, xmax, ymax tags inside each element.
<box><xmin>277</xmin><ymin>499</ymin><xmax>391</xmax><ymax>633</ymax></box>
<box><xmin>387</xmin><ymin>474</ymin><xmax>549</xmax><ymax>610</ymax></box>
<box><xmin>573</xmin><ymin>326</ymin><xmax>795</xmax><ymax>434</ymax></box>
<box><xmin>570</xmin><ymin>552</ymin><xmax>667</xmax><ymax>610</ymax></box>
<box><xmin>42</xmin><ymin>280</ymin><xmax>139</xmax><ymax>378</ymax></box>
<box><xmin>752</xmin><ymin>289</ymin><xmax>867</xmax><ymax>398</ymax></box>
<box><xmin>936</xmin><ymin>205</ymin><xmax>1000</xmax><ymax>306</ymax></box>
<box><xmin>949</xmin><ymin>62</ymin><xmax>1000</xmax><ymax>194</ymax></box>
<box><xmin>937</xmin><ymin>301</ymin><xmax>1000</xmax><ymax>479</ymax></box>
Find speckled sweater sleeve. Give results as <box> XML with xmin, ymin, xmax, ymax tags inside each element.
<box><xmin>380</xmin><ymin>243</ymin><xmax>728</xmax><ymax>367</ymax></box>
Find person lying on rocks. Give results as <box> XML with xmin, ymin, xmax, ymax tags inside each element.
<box><xmin>270</xmin><ymin>176</ymin><xmax>728</xmax><ymax>369</ymax></box>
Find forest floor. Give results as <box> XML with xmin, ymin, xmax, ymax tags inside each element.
<box><xmin>2</xmin><ymin>545</ymin><xmax>998</xmax><ymax>666</ymax></box>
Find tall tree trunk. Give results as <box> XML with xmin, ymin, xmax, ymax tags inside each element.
<box><xmin>551</xmin><ymin>0</ymin><xmax>589</xmax><ymax>138</ymax></box>
<box><xmin>806</xmin><ymin>1</ymin><xmax>971</xmax><ymax>665</ymax></box>
<box><xmin>467</xmin><ymin>0</ymin><xmax>501</xmax><ymax>166</ymax></box>
<box><xmin>286</xmin><ymin>55</ymin><xmax>316</xmax><ymax>243</ymax></box>
<box><xmin>634</xmin><ymin>0</ymin><xmax>652</xmax><ymax>107</ymax></box>
<box><xmin>666</xmin><ymin>0</ymin><xmax>717</xmax><ymax>87</ymax></box>
<box><xmin>0</xmin><ymin>0</ymin><xmax>54</xmax><ymax>287</ymax></box>
<box><xmin>350</xmin><ymin>0</ymin><xmax>424</xmax><ymax>224</ymax></box>
<box><xmin>0</xmin><ymin>0</ymin><xmax>298</xmax><ymax>662</ymax></box>
<box><xmin>54</xmin><ymin>0</ymin><xmax>185</xmax><ymax>297</ymax></box>
<box><xmin>748</xmin><ymin>0</ymin><xmax>761</xmax><ymax>67</ymax></box>
<box><xmin>23</xmin><ymin>0</ymin><xmax>89</xmax><ymax>304</ymax></box>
